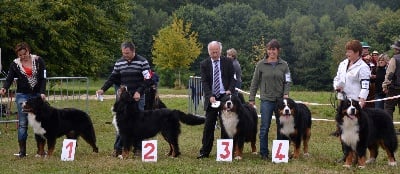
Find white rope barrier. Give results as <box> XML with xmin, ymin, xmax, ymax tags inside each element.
<box><xmin>365</xmin><ymin>94</ymin><xmax>400</xmax><ymax>103</ymax></box>
<box><xmin>236</xmin><ymin>88</ymin><xmax>331</xmax><ymax>106</ymax></box>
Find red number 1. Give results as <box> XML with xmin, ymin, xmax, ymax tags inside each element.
<box><xmin>220</xmin><ymin>141</ymin><xmax>231</xmax><ymax>159</ymax></box>
<box><xmin>274</xmin><ymin>143</ymin><xmax>285</xmax><ymax>160</ymax></box>
<box><xmin>65</xmin><ymin>142</ymin><xmax>74</xmax><ymax>158</ymax></box>
<box><xmin>143</xmin><ymin>143</ymin><xmax>155</xmax><ymax>159</ymax></box>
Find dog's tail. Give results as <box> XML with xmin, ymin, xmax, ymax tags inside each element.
<box><xmin>174</xmin><ymin>110</ymin><xmax>205</xmax><ymax>125</ymax></box>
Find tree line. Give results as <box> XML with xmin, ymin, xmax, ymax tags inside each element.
<box><xmin>1</xmin><ymin>0</ymin><xmax>400</xmax><ymax>91</ymax></box>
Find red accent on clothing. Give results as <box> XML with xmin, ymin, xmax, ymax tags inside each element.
<box><xmin>23</xmin><ymin>66</ymin><xmax>32</xmax><ymax>77</ymax></box>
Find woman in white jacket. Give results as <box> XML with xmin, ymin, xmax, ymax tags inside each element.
<box><xmin>333</xmin><ymin>40</ymin><xmax>371</xmax><ymax>107</ymax></box>
<box><xmin>332</xmin><ymin>40</ymin><xmax>371</xmax><ymax>163</ymax></box>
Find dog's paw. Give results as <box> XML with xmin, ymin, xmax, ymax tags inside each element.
<box><xmin>366</xmin><ymin>158</ymin><xmax>376</xmax><ymax>164</ymax></box>
<box><xmin>388</xmin><ymin>161</ymin><xmax>397</xmax><ymax>166</ymax></box>
<box><xmin>117</xmin><ymin>155</ymin><xmax>123</xmax><ymax>159</ymax></box>
<box><xmin>234</xmin><ymin>156</ymin><xmax>242</xmax><ymax>160</ymax></box>
<box><xmin>357</xmin><ymin>165</ymin><xmax>366</xmax><ymax>169</ymax></box>
<box><xmin>303</xmin><ymin>153</ymin><xmax>310</xmax><ymax>157</ymax></box>
<box><xmin>342</xmin><ymin>164</ymin><xmax>351</xmax><ymax>168</ymax></box>
<box><xmin>251</xmin><ymin>152</ymin><xmax>258</xmax><ymax>155</ymax></box>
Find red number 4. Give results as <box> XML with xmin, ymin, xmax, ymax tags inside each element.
<box><xmin>274</xmin><ymin>143</ymin><xmax>285</xmax><ymax>160</ymax></box>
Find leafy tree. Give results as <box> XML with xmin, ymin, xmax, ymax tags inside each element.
<box><xmin>0</xmin><ymin>0</ymin><xmax>132</xmax><ymax>77</ymax></box>
<box><xmin>152</xmin><ymin>15</ymin><xmax>202</xmax><ymax>88</ymax></box>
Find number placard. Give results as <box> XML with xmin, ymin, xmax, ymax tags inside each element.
<box><xmin>61</xmin><ymin>139</ymin><xmax>77</xmax><ymax>161</ymax></box>
<box><xmin>142</xmin><ymin>140</ymin><xmax>157</xmax><ymax>162</ymax></box>
<box><xmin>271</xmin><ymin>140</ymin><xmax>289</xmax><ymax>163</ymax></box>
<box><xmin>216</xmin><ymin>139</ymin><xmax>233</xmax><ymax>162</ymax></box>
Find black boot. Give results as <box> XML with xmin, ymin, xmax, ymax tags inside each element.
<box><xmin>18</xmin><ymin>141</ymin><xmax>26</xmax><ymax>158</ymax></box>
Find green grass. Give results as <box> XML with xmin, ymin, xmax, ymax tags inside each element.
<box><xmin>0</xmin><ymin>89</ymin><xmax>399</xmax><ymax>174</ymax></box>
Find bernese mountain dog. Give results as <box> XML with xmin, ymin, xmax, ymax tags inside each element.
<box><xmin>276</xmin><ymin>98</ymin><xmax>312</xmax><ymax>159</ymax></box>
<box><xmin>336</xmin><ymin>98</ymin><xmax>397</xmax><ymax>168</ymax></box>
<box><xmin>22</xmin><ymin>96</ymin><xmax>99</xmax><ymax>157</ymax></box>
<box><xmin>219</xmin><ymin>94</ymin><xmax>258</xmax><ymax>160</ymax></box>
<box><xmin>113</xmin><ymin>85</ymin><xmax>205</xmax><ymax>159</ymax></box>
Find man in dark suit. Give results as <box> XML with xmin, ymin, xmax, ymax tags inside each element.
<box><xmin>197</xmin><ymin>41</ymin><xmax>236</xmax><ymax>159</ymax></box>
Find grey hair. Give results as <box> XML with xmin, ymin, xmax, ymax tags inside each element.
<box><xmin>121</xmin><ymin>41</ymin><xmax>135</xmax><ymax>51</ymax></box>
<box><xmin>208</xmin><ymin>41</ymin><xmax>222</xmax><ymax>53</ymax></box>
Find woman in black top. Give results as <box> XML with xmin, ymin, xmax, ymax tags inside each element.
<box><xmin>0</xmin><ymin>42</ymin><xmax>47</xmax><ymax>157</ymax></box>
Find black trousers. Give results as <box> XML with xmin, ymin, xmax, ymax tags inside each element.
<box><xmin>199</xmin><ymin>95</ymin><xmax>228</xmax><ymax>155</ymax></box>
<box><xmin>384</xmin><ymin>88</ymin><xmax>400</xmax><ymax>120</ymax></box>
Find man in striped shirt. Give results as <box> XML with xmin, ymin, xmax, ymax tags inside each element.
<box><xmin>97</xmin><ymin>41</ymin><xmax>153</xmax><ymax>157</ymax></box>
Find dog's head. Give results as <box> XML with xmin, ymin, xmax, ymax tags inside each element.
<box><xmin>276</xmin><ymin>98</ymin><xmax>298</xmax><ymax>118</ymax></box>
<box><xmin>114</xmin><ymin>85</ymin><xmax>139</xmax><ymax>113</ymax></box>
<box><xmin>22</xmin><ymin>96</ymin><xmax>47</xmax><ymax>114</ymax></box>
<box><xmin>220</xmin><ymin>94</ymin><xmax>242</xmax><ymax>112</ymax></box>
<box><xmin>337</xmin><ymin>98</ymin><xmax>361</xmax><ymax>120</ymax></box>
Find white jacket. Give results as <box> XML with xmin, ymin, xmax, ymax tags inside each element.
<box><xmin>333</xmin><ymin>57</ymin><xmax>371</xmax><ymax>101</ymax></box>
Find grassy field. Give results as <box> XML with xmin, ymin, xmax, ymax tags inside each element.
<box><xmin>0</xmin><ymin>88</ymin><xmax>399</xmax><ymax>174</ymax></box>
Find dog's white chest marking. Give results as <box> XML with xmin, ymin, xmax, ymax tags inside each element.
<box><xmin>221</xmin><ymin>111</ymin><xmax>239</xmax><ymax>138</ymax></box>
<box><xmin>280</xmin><ymin>116</ymin><xmax>295</xmax><ymax>136</ymax></box>
<box><xmin>27</xmin><ymin>113</ymin><xmax>46</xmax><ymax>135</ymax></box>
<box><xmin>340</xmin><ymin>117</ymin><xmax>359</xmax><ymax>150</ymax></box>
<box><xmin>111</xmin><ymin>107</ymin><xmax>119</xmax><ymax>133</ymax></box>
<box><xmin>280</xmin><ymin>99</ymin><xmax>295</xmax><ymax>136</ymax></box>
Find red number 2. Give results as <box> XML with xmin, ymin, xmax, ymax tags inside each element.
<box><xmin>219</xmin><ymin>141</ymin><xmax>231</xmax><ymax>159</ymax></box>
<box><xmin>274</xmin><ymin>142</ymin><xmax>285</xmax><ymax>160</ymax></box>
<box><xmin>143</xmin><ymin>143</ymin><xmax>155</xmax><ymax>159</ymax></box>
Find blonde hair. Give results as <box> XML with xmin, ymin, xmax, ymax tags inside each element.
<box><xmin>378</xmin><ymin>53</ymin><xmax>390</xmax><ymax>62</ymax></box>
<box><xmin>226</xmin><ymin>48</ymin><xmax>237</xmax><ymax>58</ymax></box>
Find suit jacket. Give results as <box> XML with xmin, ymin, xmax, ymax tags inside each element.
<box><xmin>200</xmin><ymin>56</ymin><xmax>236</xmax><ymax>110</ymax></box>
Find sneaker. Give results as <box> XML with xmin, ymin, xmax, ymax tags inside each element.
<box><xmin>261</xmin><ymin>155</ymin><xmax>270</xmax><ymax>161</ymax></box>
<box><xmin>112</xmin><ymin>150</ymin><xmax>122</xmax><ymax>157</ymax></box>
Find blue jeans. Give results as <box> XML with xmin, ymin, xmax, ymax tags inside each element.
<box><xmin>259</xmin><ymin>100</ymin><xmax>280</xmax><ymax>157</ymax></box>
<box><xmin>114</xmin><ymin>94</ymin><xmax>145</xmax><ymax>151</ymax></box>
<box><xmin>15</xmin><ymin>93</ymin><xmax>40</xmax><ymax>141</ymax></box>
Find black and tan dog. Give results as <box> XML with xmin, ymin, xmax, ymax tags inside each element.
<box><xmin>22</xmin><ymin>96</ymin><xmax>99</xmax><ymax>157</ymax></box>
<box><xmin>113</xmin><ymin>86</ymin><xmax>205</xmax><ymax>159</ymax></box>
<box><xmin>336</xmin><ymin>98</ymin><xmax>397</xmax><ymax>168</ymax></box>
<box><xmin>219</xmin><ymin>94</ymin><xmax>258</xmax><ymax>160</ymax></box>
<box><xmin>276</xmin><ymin>98</ymin><xmax>312</xmax><ymax>159</ymax></box>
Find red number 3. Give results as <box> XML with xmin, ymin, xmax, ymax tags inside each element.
<box><xmin>219</xmin><ymin>141</ymin><xmax>231</xmax><ymax>159</ymax></box>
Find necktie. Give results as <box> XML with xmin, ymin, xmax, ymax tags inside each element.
<box><xmin>213</xmin><ymin>60</ymin><xmax>220</xmax><ymax>98</ymax></box>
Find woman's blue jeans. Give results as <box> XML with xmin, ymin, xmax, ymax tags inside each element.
<box><xmin>259</xmin><ymin>100</ymin><xmax>280</xmax><ymax>157</ymax></box>
<box><xmin>15</xmin><ymin>93</ymin><xmax>40</xmax><ymax>141</ymax></box>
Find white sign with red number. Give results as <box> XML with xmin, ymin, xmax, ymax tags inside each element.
<box><xmin>216</xmin><ymin>139</ymin><xmax>233</xmax><ymax>162</ymax></box>
<box><xmin>61</xmin><ymin>139</ymin><xmax>77</xmax><ymax>161</ymax></box>
<box><xmin>271</xmin><ymin>140</ymin><xmax>289</xmax><ymax>163</ymax></box>
<box><xmin>142</xmin><ymin>140</ymin><xmax>157</xmax><ymax>162</ymax></box>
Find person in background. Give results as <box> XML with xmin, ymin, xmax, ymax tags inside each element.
<box><xmin>248</xmin><ymin>39</ymin><xmax>291</xmax><ymax>160</ymax></box>
<box><xmin>197</xmin><ymin>41</ymin><xmax>235</xmax><ymax>159</ymax></box>
<box><xmin>361</xmin><ymin>42</ymin><xmax>375</xmax><ymax>108</ymax></box>
<box><xmin>375</xmin><ymin>53</ymin><xmax>389</xmax><ymax>109</ymax></box>
<box><xmin>226</xmin><ymin>48</ymin><xmax>242</xmax><ymax>90</ymax></box>
<box><xmin>333</xmin><ymin>39</ymin><xmax>370</xmax><ymax>163</ymax></box>
<box><xmin>96</xmin><ymin>41</ymin><xmax>152</xmax><ymax>157</ymax></box>
<box><xmin>0</xmin><ymin>42</ymin><xmax>47</xmax><ymax>158</ymax></box>
<box><xmin>371</xmin><ymin>50</ymin><xmax>379</xmax><ymax>65</ymax></box>
<box><xmin>382</xmin><ymin>39</ymin><xmax>400</xmax><ymax>120</ymax></box>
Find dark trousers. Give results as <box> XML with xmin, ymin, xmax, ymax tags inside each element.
<box><xmin>199</xmin><ymin>96</ymin><xmax>228</xmax><ymax>155</ymax></box>
<box><xmin>384</xmin><ymin>88</ymin><xmax>400</xmax><ymax>120</ymax></box>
